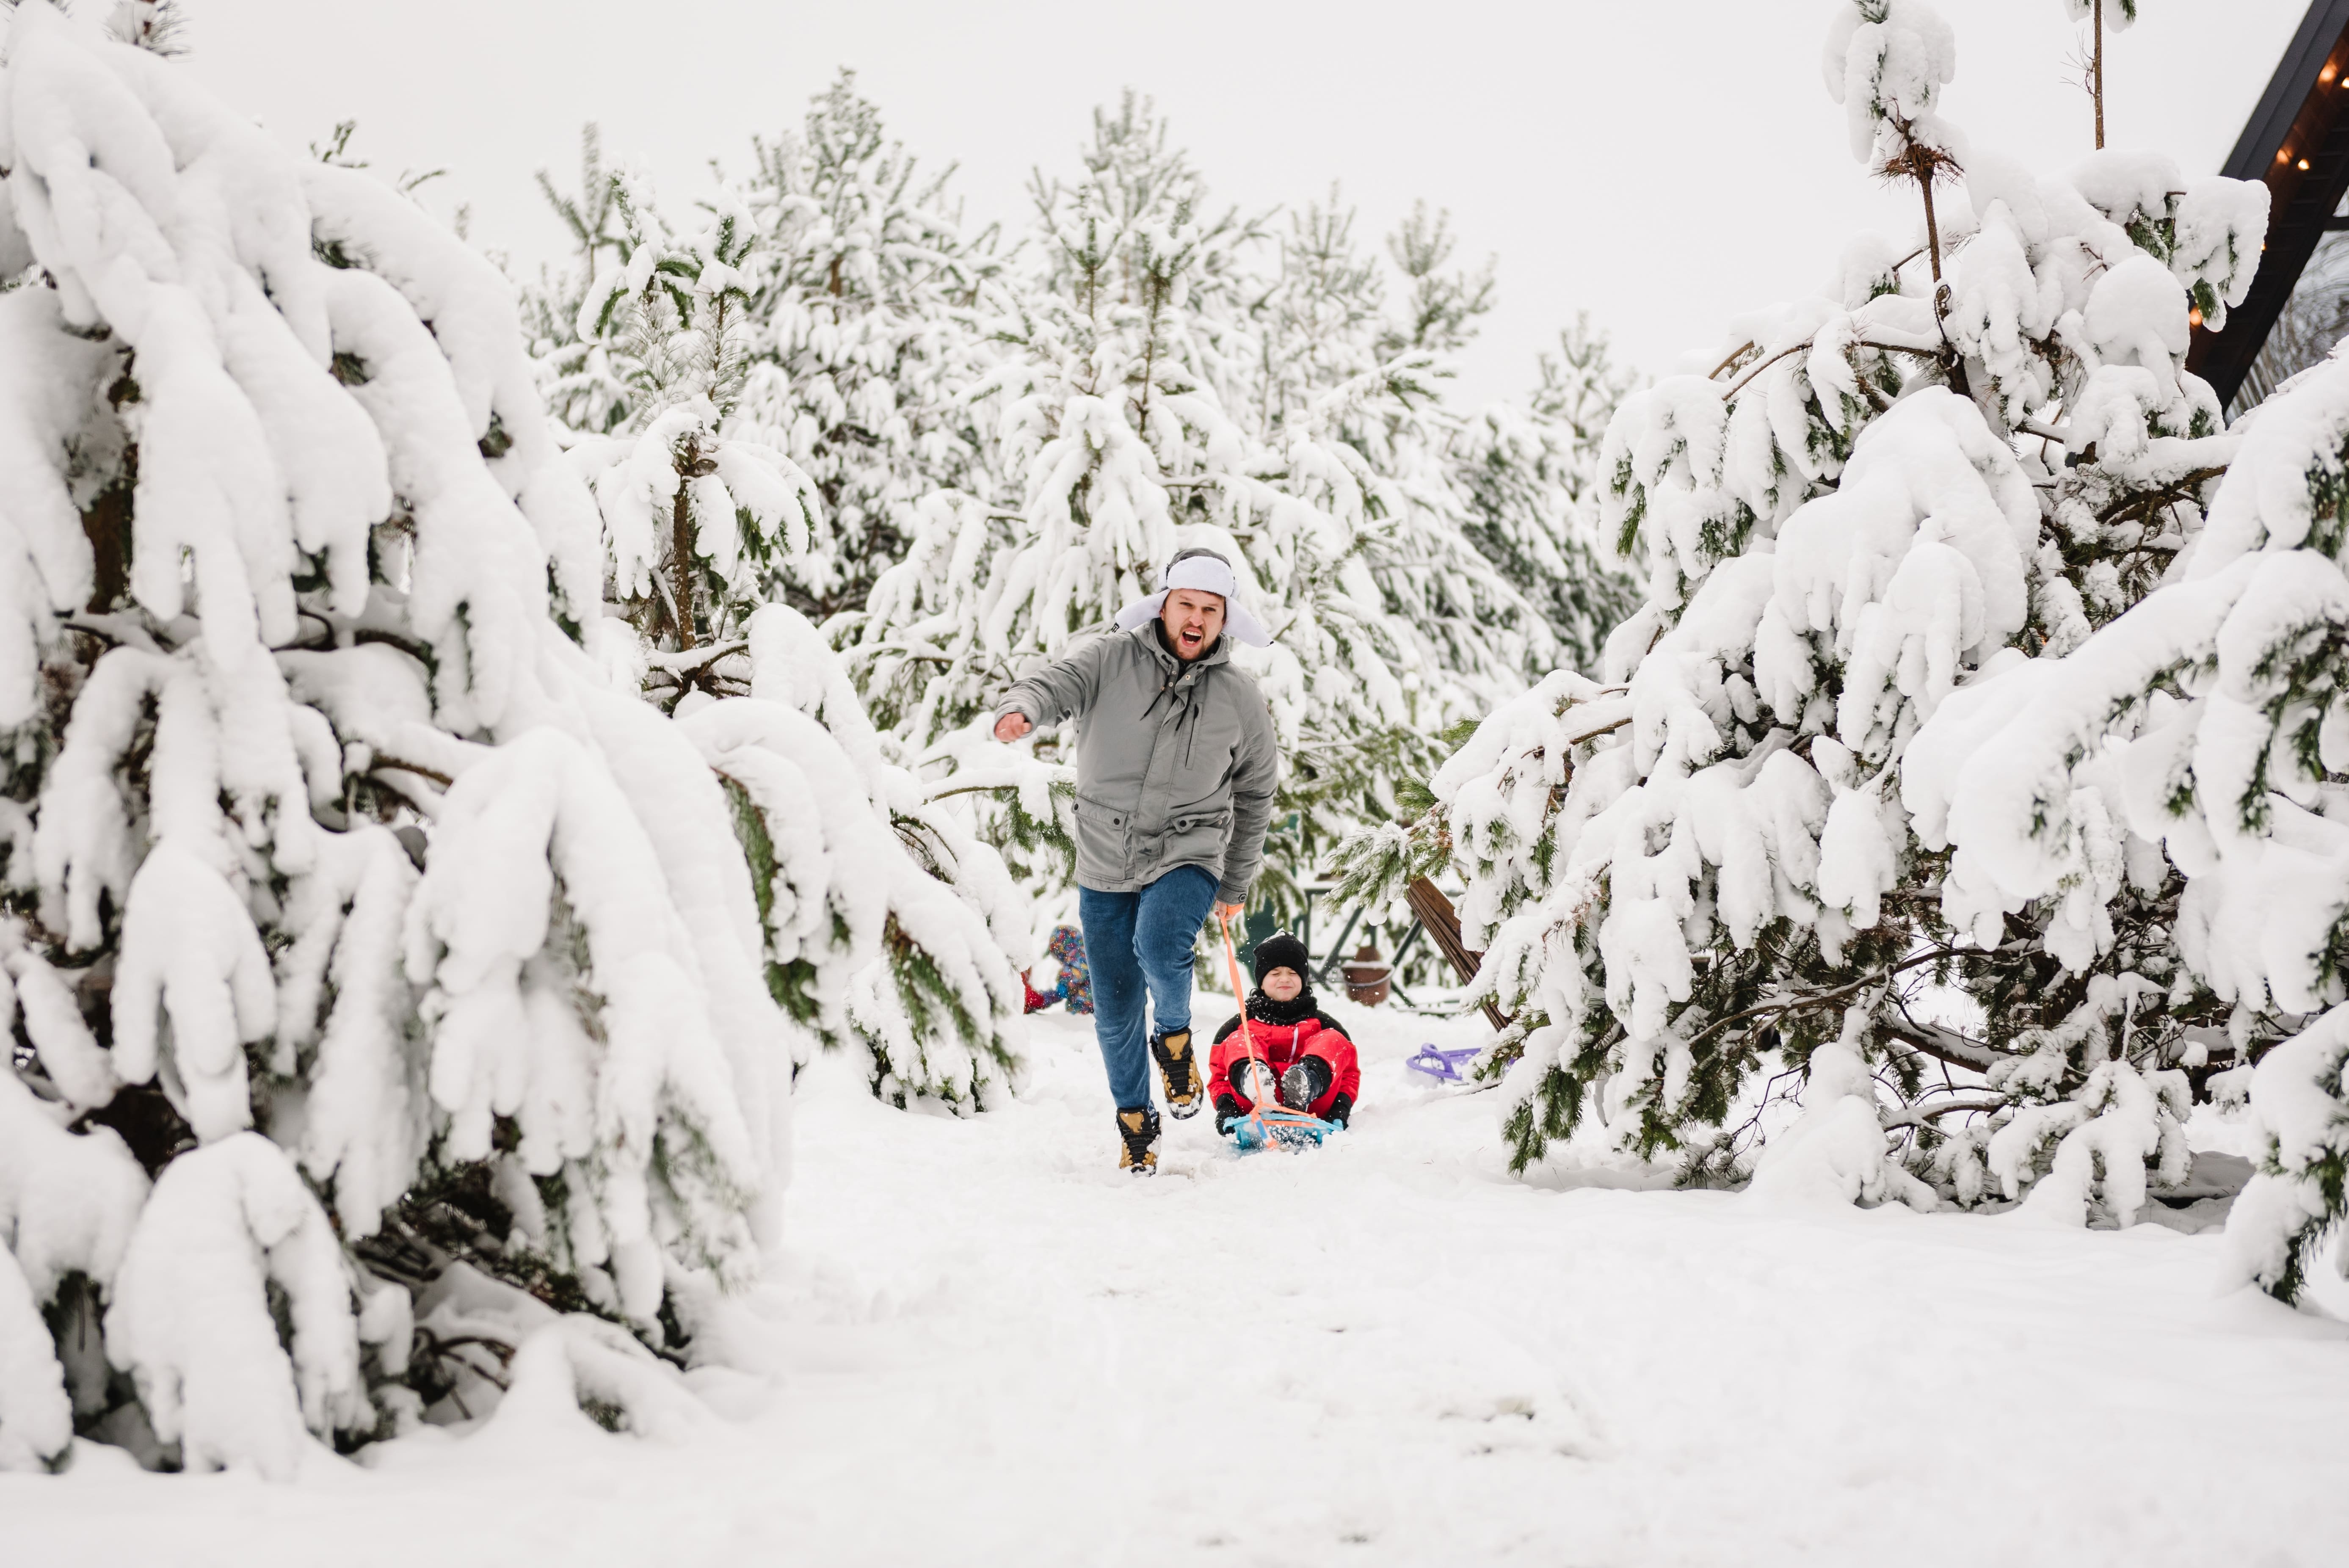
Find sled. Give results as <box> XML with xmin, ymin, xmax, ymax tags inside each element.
<box><xmin>1228</xmin><ymin>1104</ymin><xmax>1333</xmax><ymax>1152</ymax></box>
<box><xmin>1405</xmin><ymin>1043</ymin><xmax>1482</xmax><ymax>1084</ymax></box>
<box><xmin>1216</xmin><ymin>910</ymin><xmax>1339</xmax><ymax>1154</ymax></box>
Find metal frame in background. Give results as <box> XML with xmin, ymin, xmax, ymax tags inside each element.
<box><xmin>2186</xmin><ymin>0</ymin><xmax>2349</xmax><ymax>408</ymax></box>
<box><xmin>1291</xmin><ymin>881</ymin><xmax>1425</xmax><ymax>1008</ymax></box>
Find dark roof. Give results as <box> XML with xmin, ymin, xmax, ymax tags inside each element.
<box><xmin>2186</xmin><ymin>0</ymin><xmax>2349</xmax><ymax>406</ymax></box>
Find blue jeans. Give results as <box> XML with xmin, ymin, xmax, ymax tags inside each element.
<box><xmin>1078</xmin><ymin>866</ymin><xmax>1220</xmax><ymax>1110</ymax></box>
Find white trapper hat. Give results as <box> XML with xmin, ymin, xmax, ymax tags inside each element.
<box><xmin>1112</xmin><ymin>549</ymin><xmax>1273</xmax><ymax>646</ymax></box>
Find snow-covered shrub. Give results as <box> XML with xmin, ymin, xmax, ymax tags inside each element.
<box><xmin>0</xmin><ymin>4</ymin><xmax>802</xmax><ymax>1474</ymax></box>
<box><xmin>543</xmin><ymin>158</ymin><xmax>1031</xmax><ymax>1110</ymax></box>
<box><xmin>678</xmin><ymin>605</ymin><xmax>1030</xmax><ymax>1108</ymax></box>
<box><xmin>1339</xmin><ymin>0</ymin><xmax>2266</xmax><ymax>1212</ymax></box>
<box><xmin>1916</xmin><ymin>336</ymin><xmax>2349</xmax><ymax>1294</ymax></box>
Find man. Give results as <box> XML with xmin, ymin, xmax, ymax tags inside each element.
<box><xmin>992</xmin><ymin>547</ymin><xmax>1279</xmax><ymax>1174</ymax></box>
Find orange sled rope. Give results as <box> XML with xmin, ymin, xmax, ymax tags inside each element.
<box><xmin>1216</xmin><ymin>909</ymin><xmax>1337</xmax><ymax>1151</ymax></box>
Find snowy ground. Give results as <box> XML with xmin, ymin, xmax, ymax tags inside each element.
<box><xmin>9</xmin><ymin>1002</ymin><xmax>2349</xmax><ymax>1567</ymax></box>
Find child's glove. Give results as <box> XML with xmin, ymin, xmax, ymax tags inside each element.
<box><xmin>1214</xmin><ymin>1095</ymin><xmax>1245</xmax><ymax>1136</ymax></box>
<box><xmin>1278</xmin><ymin>1055</ymin><xmax>1333</xmax><ymax>1112</ymax></box>
<box><xmin>1325</xmin><ymin>1093</ymin><xmax>1353</xmax><ymax>1130</ymax></box>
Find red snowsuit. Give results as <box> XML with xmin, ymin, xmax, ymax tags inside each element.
<box><xmin>1208</xmin><ymin>1009</ymin><xmax>1360</xmax><ymax>1119</ymax></box>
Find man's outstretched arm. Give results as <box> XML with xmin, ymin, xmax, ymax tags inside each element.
<box><xmin>992</xmin><ymin>635</ymin><xmax>1114</xmax><ymax>741</ymax></box>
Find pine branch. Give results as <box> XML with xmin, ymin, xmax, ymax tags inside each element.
<box><xmin>368</xmin><ymin>755</ymin><xmax>454</xmax><ymax>788</ymax></box>
<box><xmin>1880</xmin><ymin>1099</ymin><xmax>2007</xmax><ymax>1130</ymax></box>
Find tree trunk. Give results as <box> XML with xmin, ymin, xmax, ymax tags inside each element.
<box><xmin>82</xmin><ymin>475</ymin><xmax>132</xmax><ymax>613</ymax></box>
<box><xmin>2093</xmin><ymin>3</ymin><xmax>2105</xmax><ymax>150</ymax></box>
<box><xmin>1405</xmin><ymin>877</ymin><xmax>1510</xmax><ymax>1031</ymax></box>
<box><xmin>671</xmin><ymin>438</ymin><xmax>698</xmax><ymax>650</ymax></box>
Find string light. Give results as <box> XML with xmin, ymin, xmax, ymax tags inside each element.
<box><xmin>2300</xmin><ymin>157</ymin><xmax>2313</xmax><ymax>171</ymax></box>
<box><xmin>2189</xmin><ymin>306</ymin><xmax>2204</xmax><ymax>328</ymax></box>
<box><xmin>2279</xmin><ymin>147</ymin><xmax>2293</xmax><ymax>163</ymax></box>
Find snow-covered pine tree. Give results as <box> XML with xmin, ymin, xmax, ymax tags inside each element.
<box><xmin>530</xmin><ymin>79</ymin><xmax>1003</xmax><ymax>628</ymax></box>
<box><xmin>854</xmin><ymin>111</ymin><xmax>1567</xmax><ymax>909</ymax></box>
<box><xmin>1278</xmin><ymin>198</ymin><xmax>1552</xmax><ymax>703</ymax></box>
<box><xmin>553</xmin><ymin>170</ymin><xmax>828</xmax><ymax>690</ymax></box>
<box><xmin>665</xmin><ymin>602</ymin><xmax>1031</xmax><ymax>1111</ymax></box>
<box><xmin>525</xmin><ymin>124</ymin><xmax>635</xmax><ymax>439</ymax></box>
<box><xmin>726</xmin><ymin>71</ymin><xmax>1005</xmax><ymax>623</ymax></box>
<box><xmin>1908</xmin><ymin>323</ymin><xmax>2349</xmax><ymax>1300</ymax></box>
<box><xmin>1237</xmin><ymin>194</ymin><xmax>1557</xmax><ymax>885</ymax></box>
<box><xmin>0</xmin><ymin>3</ymin><xmax>806</xmax><ymax>1472</ymax></box>
<box><xmin>1338</xmin><ymin>0</ymin><xmax>2266</xmax><ymax>1215</ymax></box>
<box><xmin>547</xmin><ymin>148</ymin><xmax>1029</xmax><ymax>1111</ymax></box>
<box><xmin>847</xmin><ymin>93</ymin><xmax>1260</xmax><ymax>897</ymax></box>
<box><xmin>1452</xmin><ymin>315</ymin><xmax>1643</xmax><ymax>677</ymax></box>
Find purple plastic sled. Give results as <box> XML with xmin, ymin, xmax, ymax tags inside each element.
<box><xmin>1405</xmin><ymin>1044</ymin><xmax>1482</xmax><ymax>1084</ymax></box>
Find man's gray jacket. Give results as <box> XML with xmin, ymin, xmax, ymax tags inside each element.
<box><xmin>994</xmin><ymin>625</ymin><xmax>1278</xmax><ymax>903</ymax></box>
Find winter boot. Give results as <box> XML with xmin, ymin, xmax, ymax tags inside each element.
<box><xmin>1279</xmin><ymin>1055</ymin><xmax>1333</xmax><ymax>1114</ymax></box>
<box><xmin>1116</xmin><ymin>1107</ymin><xmax>1161</xmax><ymax>1176</ymax></box>
<box><xmin>1149</xmin><ymin>1026</ymin><xmax>1203</xmax><ymax>1118</ymax></box>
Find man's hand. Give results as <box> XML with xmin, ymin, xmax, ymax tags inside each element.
<box><xmin>1215</xmin><ymin>901</ymin><xmax>1245</xmax><ymax>926</ymax></box>
<box><xmin>993</xmin><ymin>711</ymin><xmax>1032</xmax><ymax>743</ymax></box>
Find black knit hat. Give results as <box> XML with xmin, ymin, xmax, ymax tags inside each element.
<box><xmin>1251</xmin><ymin>931</ymin><xmax>1310</xmax><ymax>986</ymax></box>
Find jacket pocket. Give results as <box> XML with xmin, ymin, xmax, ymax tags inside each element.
<box><xmin>1173</xmin><ymin>701</ymin><xmax>1247</xmax><ymax>797</ymax></box>
<box><xmin>1070</xmin><ymin>792</ymin><xmax>1132</xmax><ymax>881</ymax></box>
<box><xmin>1148</xmin><ymin>807</ymin><xmax>1232</xmax><ymax>876</ymax></box>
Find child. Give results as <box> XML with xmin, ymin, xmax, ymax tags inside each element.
<box><xmin>1209</xmin><ymin>932</ymin><xmax>1360</xmax><ymax>1135</ymax></box>
<box><xmin>1022</xmin><ymin>924</ymin><xmax>1094</xmax><ymax>1016</ymax></box>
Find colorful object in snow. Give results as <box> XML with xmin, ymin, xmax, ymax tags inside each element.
<box><xmin>1405</xmin><ymin>1044</ymin><xmax>1482</xmax><ymax>1084</ymax></box>
<box><xmin>1024</xmin><ymin>924</ymin><xmax>1093</xmax><ymax>1015</ymax></box>
<box><xmin>1229</xmin><ymin>1106</ymin><xmax>1335</xmax><ymax>1152</ymax></box>
<box><xmin>1215</xmin><ymin>909</ymin><xmax>1338</xmax><ymax>1154</ymax></box>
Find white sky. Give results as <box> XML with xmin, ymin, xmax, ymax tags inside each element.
<box><xmin>182</xmin><ymin>0</ymin><xmax>2308</xmax><ymax>402</ymax></box>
